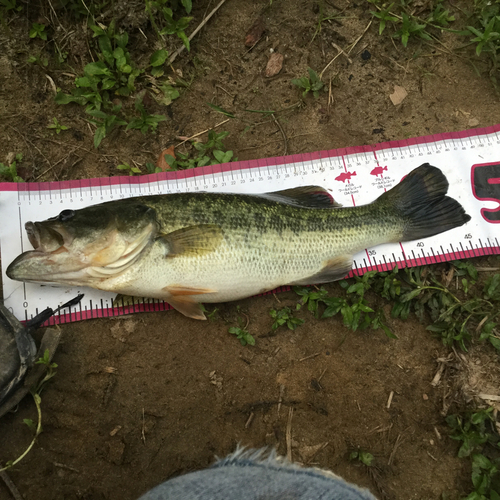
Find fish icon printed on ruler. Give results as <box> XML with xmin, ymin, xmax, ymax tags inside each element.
<box><xmin>335</xmin><ymin>171</ymin><xmax>356</xmax><ymax>183</ymax></box>
<box><xmin>370</xmin><ymin>166</ymin><xmax>387</xmax><ymax>177</ymax></box>
<box><xmin>370</xmin><ymin>164</ymin><xmax>393</xmax><ymax>191</ymax></box>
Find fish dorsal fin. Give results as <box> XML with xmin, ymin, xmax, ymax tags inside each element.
<box><xmin>258</xmin><ymin>186</ymin><xmax>341</xmax><ymax>209</ymax></box>
<box><xmin>159</xmin><ymin>224</ymin><xmax>224</xmax><ymax>257</ymax></box>
<box><xmin>289</xmin><ymin>255</ymin><xmax>353</xmax><ymax>286</ymax></box>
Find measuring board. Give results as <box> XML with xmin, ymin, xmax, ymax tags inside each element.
<box><xmin>1</xmin><ymin>125</ymin><xmax>500</xmax><ymax>324</ymax></box>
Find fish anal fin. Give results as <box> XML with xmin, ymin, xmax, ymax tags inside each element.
<box><xmin>261</xmin><ymin>186</ymin><xmax>342</xmax><ymax>209</ymax></box>
<box><xmin>160</xmin><ymin>224</ymin><xmax>224</xmax><ymax>257</ymax></box>
<box><xmin>165</xmin><ymin>295</ymin><xmax>207</xmax><ymax>320</ymax></box>
<box><xmin>289</xmin><ymin>255</ymin><xmax>353</xmax><ymax>286</ymax></box>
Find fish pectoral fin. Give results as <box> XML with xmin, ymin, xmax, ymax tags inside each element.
<box><xmin>163</xmin><ymin>285</ymin><xmax>217</xmax><ymax>296</ymax></box>
<box><xmin>259</xmin><ymin>186</ymin><xmax>342</xmax><ymax>208</ymax></box>
<box><xmin>159</xmin><ymin>224</ymin><xmax>224</xmax><ymax>257</ymax></box>
<box><xmin>164</xmin><ymin>295</ymin><xmax>207</xmax><ymax>320</ymax></box>
<box><xmin>289</xmin><ymin>255</ymin><xmax>353</xmax><ymax>286</ymax></box>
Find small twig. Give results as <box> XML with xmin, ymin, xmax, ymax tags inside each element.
<box><xmin>238</xmin><ymin>133</ymin><xmax>312</xmax><ymax>152</ymax></box>
<box><xmin>271</xmin><ymin>113</ymin><xmax>287</xmax><ymax>156</ymax></box>
<box><xmin>346</xmin><ymin>19</ymin><xmax>373</xmax><ymax>56</ymax></box>
<box><xmin>34</xmin><ymin>149</ymin><xmax>81</xmax><ymax>181</ymax></box>
<box><xmin>478</xmin><ymin>393</ymin><xmax>500</xmax><ymax>402</ymax></box>
<box><xmin>53</xmin><ymin>462</ymin><xmax>80</xmax><ymax>473</ymax></box>
<box><xmin>141</xmin><ymin>408</ymin><xmax>146</xmax><ymax>444</ymax></box>
<box><xmin>169</xmin><ymin>0</ymin><xmax>228</xmax><ymax>64</ymax></box>
<box><xmin>427</xmin><ymin>451</ymin><xmax>438</xmax><ymax>462</ymax></box>
<box><xmin>45</xmin><ymin>74</ymin><xmax>57</xmax><ymax>95</ymax></box>
<box><xmin>388</xmin><ymin>433</ymin><xmax>403</xmax><ymax>465</ymax></box>
<box><xmin>216</xmin><ymin>85</ymin><xmax>234</xmax><ymax>98</ymax></box>
<box><xmin>0</xmin><ymin>470</ymin><xmax>23</xmax><ymax>500</ymax></box>
<box><xmin>433</xmin><ymin>426</ymin><xmax>442</xmax><ymax>441</ymax></box>
<box><xmin>277</xmin><ymin>384</ymin><xmax>285</xmax><ymax>415</ymax></box>
<box><xmin>245</xmin><ymin>412</ymin><xmax>255</xmax><ymax>429</ymax></box>
<box><xmin>175</xmin><ymin>119</ymin><xmax>230</xmax><ymax>148</ymax></box>
<box><xmin>386</xmin><ymin>391</ymin><xmax>394</xmax><ymax>409</ymax></box>
<box><xmin>328</xmin><ymin>77</ymin><xmax>333</xmax><ymax>111</ymax></box>
<box><xmin>286</xmin><ymin>407</ymin><xmax>293</xmax><ymax>462</ymax></box>
<box><xmin>299</xmin><ymin>352</ymin><xmax>320</xmax><ymax>362</ymax></box>
<box><xmin>240</xmin><ymin>311</ymin><xmax>250</xmax><ymax>330</ymax></box>
<box><xmin>332</xmin><ymin>42</ymin><xmax>352</xmax><ymax>64</ymax></box>
<box><xmin>318</xmin><ymin>368</ymin><xmax>327</xmax><ymax>383</ymax></box>
<box><xmin>431</xmin><ymin>363</ymin><xmax>446</xmax><ymax>387</ymax></box>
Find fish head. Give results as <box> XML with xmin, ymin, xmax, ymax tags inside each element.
<box><xmin>6</xmin><ymin>202</ymin><xmax>158</xmax><ymax>286</ymax></box>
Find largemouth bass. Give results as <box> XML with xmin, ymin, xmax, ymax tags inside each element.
<box><xmin>7</xmin><ymin>164</ymin><xmax>470</xmax><ymax>320</ymax></box>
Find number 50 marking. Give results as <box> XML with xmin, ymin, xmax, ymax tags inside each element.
<box><xmin>471</xmin><ymin>162</ymin><xmax>500</xmax><ymax>224</ymax></box>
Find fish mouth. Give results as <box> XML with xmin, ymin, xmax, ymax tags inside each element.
<box><xmin>25</xmin><ymin>222</ymin><xmax>68</xmax><ymax>253</ymax></box>
<box><xmin>6</xmin><ymin>221</ymin><xmax>80</xmax><ymax>284</ymax></box>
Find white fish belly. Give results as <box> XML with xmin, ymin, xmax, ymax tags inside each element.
<box><xmin>107</xmin><ymin>225</ymin><xmax>399</xmax><ymax>303</ymax></box>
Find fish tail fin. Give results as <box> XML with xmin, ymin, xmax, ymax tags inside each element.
<box><xmin>378</xmin><ymin>163</ymin><xmax>471</xmax><ymax>241</ymax></box>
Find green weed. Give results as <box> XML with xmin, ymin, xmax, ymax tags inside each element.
<box><xmin>145</xmin><ymin>0</ymin><xmax>192</xmax><ymax>50</ymax></box>
<box><xmin>126</xmin><ymin>92</ymin><xmax>167</xmax><ymax>134</ymax></box>
<box><xmin>388</xmin><ymin>264</ymin><xmax>500</xmax><ymax>352</ymax></box>
<box><xmin>228</xmin><ymin>326</ymin><xmax>255</xmax><ymax>346</ymax></box>
<box><xmin>29</xmin><ymin>22</ymin><xmax>47</xmax><ymax>40</ymax></box>
<box><xmin>145</xmin><ymin>162</ymin><xmax>163</xmax><ymax>174</ymax></box>
<box><xmin>86</xmin><ymin>106</ymin><xmax>127</xmax><ymax>148</ymax></box>
<box><xmin>446</xmin><ymin>408</ymin><xmax>500</xmax><ymax>499</ymax></box>
<box><xmin>349</xmin><ymin>450</ymin><xmax>374</xmax><ymax>466</ymax></box>
<box><xmin>47</xmin><ymin>117</ymin><xmax>69</xmax><ymax>134</ymax></box>
<box><xmin>270</xmin><ymin>307</ymin><xmax>305</xmax><ymax>331</ymax></box>
<box><xmin>294</xmin><ymin>272</ymin><xmax>395</xmax><ymax>339</ymax></box>
<box><xmin>369</xmin><ymin>0</ymin><xmax>455</xmax><ymax>47</ymax></box>
<box><xmin>27</xmin><ymin>53</ymin><xmax>48</xmax><ymax>67</ymax></box>
<box><xmin>55</xmin><ymin>21</ymin><xmax>171</xmax><ymax>147</ymax></box>
<box><xmin>0</xmin><ymin>0</ymin><xmax>21</xmax><ymax>24</ymax></box>
<box><xmin>164</xmin><ymin>130</ymin><xmax>236</xmax><ymax>170</ymax></box>
<box><xmin>291</xmin><ymin>68</ymin><xmax>324</xmax><ymax>98</ymax></box>
<box><xmin>116</xmin><ymin>162</ymin><xmax>141</xmax><ymax>175</ymax></box>
<box><xmin>200</xmin><ymin>304</ymin><xmax>219</xmax><ymax>321</ymax></box>
<box><xmin>293</xmin><ymin>261</ymin><xmax>500</xmax><ymax>351</ymax></box>
<box><xmin>0</xmin><ymin>153</ymin><xmax>25</xmax><ymax>182</ymax></box>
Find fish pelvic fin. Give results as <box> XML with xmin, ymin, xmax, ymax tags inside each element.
<box><xmin>378</xmin><ymin>163</ymin><xmax>471</xmax><ymax>241</ymax></box>
<box><xmin>288</xmin><ymin>255</ymin><xmax>353</xmax><ymax>286</ymax></box>
<box><xmin>162</xmin><ymin>285</ymin><xmax>218</xmax><ymax>320</ymax></box>
<box><xmin>160</xmin><ymin>224</ymin><xmax>224</xmax><ymax>257</ymax></box>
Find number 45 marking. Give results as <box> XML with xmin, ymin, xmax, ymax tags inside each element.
<box><xmin>471</xmin><ymin>162</ymin><xmax>500</xmax><ymax>224</ymax></box>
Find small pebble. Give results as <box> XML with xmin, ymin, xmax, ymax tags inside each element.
<box><xmin>423</xmin><ymin>394</ymin><xmax>429</xmax><ymax>400</ymax></box>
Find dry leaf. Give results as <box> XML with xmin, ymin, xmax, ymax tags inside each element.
<box><xmin>265</xmin><ymin>52</ymin><xmax>284</xmax><ymax>77</ymax></box>
<box><xmin>156</xmin><ymin>146</ymin><xmax>176</xmax><ymax>171</ymax></box>
<box><xmin>389</xmin><ymin>85</ymin><xmax>408</xmax><ymax>106</ymax></box>
<box><xmin>245</xmin><ymin>17</ymin><xmax>265</xmax><ymax>47</ymax></box>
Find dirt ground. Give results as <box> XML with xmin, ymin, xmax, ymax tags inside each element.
<box><xmin>1</xmin><ymin>1</ymin><xmax>500</xmax><ymax>499</ymax></box>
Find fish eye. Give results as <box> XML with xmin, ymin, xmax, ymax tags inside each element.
<box><xmin>59</xmin><ymin>209</ymin><xmax>75</xmax><ymax>222</ymax></box>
